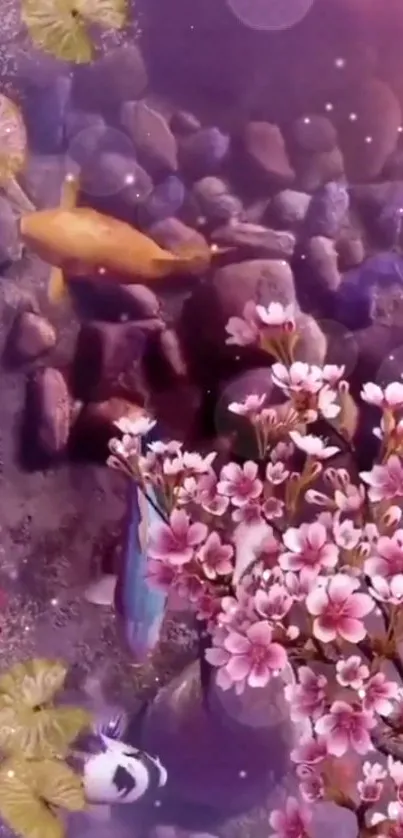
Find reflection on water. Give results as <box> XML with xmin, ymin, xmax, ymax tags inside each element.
<box><xmin>0</xmin><ymin>1</ymin><xmax>403</xmax><ymax>838</ymax></box>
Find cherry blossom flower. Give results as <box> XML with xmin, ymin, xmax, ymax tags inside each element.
<box><xmin>289</xmin><ymin>431</ymin><xmax>339</xmax><ymax>460</ymax></box>
<box><xmin>357</xmin><ymin>761</ymin><xmax>387</xmax><ymax>803</ymax></box>
<box><xmin>266</xmin><ymin>461</ymin><xmax>290</xmax><ymax>484</ymax></box>
<box><xmin>197</xmin><ymin>471</ymin><xmax>229</xmax><ymax>516</ymax></box>
<box><xmin>207</xmin><ymin>620</ymin><xmax>287</xmax><ymax>691</ymax></box>
<box><xmin>255</xmin><ymin>302</ymin><xmax>295</xmax><ymax>330</ymax></box>
<box><xmin>360</xmin><ymin>456</ymin><xmax>403</xmax><ymax>503</ymax></box>
<box><xmin>225</xmin><ymin>301</ymin><xmax>260</xmax><ymax>346</ymax></box>
<box><xmin>228</xmin><ymin>394</ymin><xmax>266</xmax><ymax>417</ymax></box>
<box><xmin>269</xmin><ymin>796</ymin><xmax>311</xmax><ymax>838</ymax></box>
<box><xmin>147</xmin><ymin>558</ymin><xmax>177</xmax><ymax>592</ymax></box>
<box><xmin>285</xmin><ymin>667</ymin><xmax>327</xmax><ymax>721</ymax></box>
<box><xmin>218</xmin><ymin>591</ymin><xmax>255</xmax><ymax>632</ymax></box>
<box><xmin>148</xmin><ymin>440</ymin><xmax>182</xmax><ymax>456</ymax></box>
<box><xmin>271</xmin><ymin>362</ymin><xmax>323</xmax><ymax>395</ymax></box>
<box><xmin>317</xmin><ymin>386</ymin><xmax>341</xmax><ymax>420</ymax></box>
<box><xmin>232</xmin><ymin>501</ymin><xmax>263</xmax><ymax>524</ymax></box>
<box><xmin>336</xmin><ymin>656</ymin><xmax>369</xmax><ymax>690</ymax></box>
<box><xmin>198</xmin><ymin>532</ymin><xmax>234</xmax><ymax>579</ymax></box>
<box><xmin>333</xmin><ymin>517</ymin><xmax>361</xmax><ymax>551</ymax></box>
<box><xmin>182</xmin><ymin>451</ymin><xmax>217</xmax><ymax>473</ymax></box>
<box><xmin>218</xmin><ymin>461</ymin><xmax>263</xmax><ymax>507</ymax></box>
<box><xmin>254</xmin><ymin>583</ymin><xmax>293</xmax><ymax>621</ymax></box>
<box><xmin>291</xmin><ymin>736</ymin><xmax>327</xmax><ymax>766</ymax></box>
<box><xmin>361</xmin><ymin>382</ymin><xmax>403</xmax><ymax>409</ymax></box>
<box><xmin>306</xmin><ymin>573</ymin><xmax>374</xmax><ymax>643</ymax></box>
<box><xmin>322</xmin><ymin>365</ymin><xmax>345</xmax><ymax>386</ymax></box>
<box><xmin>315</xmin><ymin>700</ymin><xmax>376</xmax><ymax>756</ymax></box>
<box><xmin>285</xmin><ymin>569</ymin><xmax>318</xmax><ymax>601</ymax></box>
<box><xmin>362</xmin><ymin>673</ymin><xmax>399</xmax><ymax>716</ymax></box>
<box><xmin>334</xmin><ymin>483</ymin><xmax>365</xmax><ymax>513</ymax></box>
<box><xmin>148</xmin><ymin>509</ymin><xmax>208</xmax><ymax>566</ymax></box>
<box><xmin>114</xmin><ymin>415</ymin><xmax>156</xmax><ymax>437</ymax></box>
<box><xmin>365</xmin><ymin>531</ymin><xmax>403</xmax><ymax>579</ymax></box>
<box><xmin>370</xmin><ymin>575</ymin><xmax>403</xmax><ymax>604</ymax></box>
<box><xmin>280</xmin><ymin>522</ymin><xmax>338</xmax><ymax>578</ymax></box>
<box><xmin>297</xmin><ymin>764</ymin><xmax>325</xmax><ymax>802</ymax></box>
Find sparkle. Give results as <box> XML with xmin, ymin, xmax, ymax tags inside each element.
<box><xmin>364</xmin><ymin>135</ymin><xmax>373</xmax><ymax>143</ymax></box>
<box><xmin>358</xmin><ymin>689</ymin><xmax>365</xmax><ymax>699</ymax></box>
<box><xmin>124</xmin><ymin>173</ymin><xmax>136</xmax><ymax>185</ymax></box>
<box><xmin>239</xmin><ymin>769</ymin><xmax>247</xmax><ymax>778</ymax></box>
<box><xmin>334</xmin><ymin>57</ymin><xmax>346</xmax><ymax>69</ymax></box>
<box><xmin>303</xmin><ymin>116</ymin><xmax>311</xmax><ymax>124</ymax></box>
<box><xmin>6</xmin><ymin>770</ymin><xmax>14</xmax><ymax>778</ymax></box>
<box><xmin>98</xmin><ymin>267</ymin><xmax>106</xmax><ymax>275</ymax></box>
<box><xmin>325</xmin><ymin>102</ymin><xmax>334</xmax><ymax>112</ymax></box>
<box><xmin>399</xmin><ymin>126</ymin><xmax>403</xmax><ymax>134</ymax></box>
<box><xmin>154</xmin><ymin>800</ymin><xmax>162</xmax><ymax>807</ymax></box>
<box><xmin>348</xmin><ymin>112</ymin><xmax>358</xmax><ymax>122</ymax></box>
<box><xmin>50</xmin><ymin>598</ymin><xmax>58</xmax><ymax>606</ymax></box>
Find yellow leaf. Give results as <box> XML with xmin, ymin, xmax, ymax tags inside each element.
<box><xmin>39</xmin><ymin>706</ymin><xmax>92</xmax><ymax>757</ymax></box>
<box><xmin>0</xmin><ymin>95</ymin><xmax>26</xmax><ymax>182</ymax></box>
<box><xmin>21</xmin><ymin>0</ymin><xmax>93</xmax><ymax>64</ymax></box>
<box><xmin>32</xmin><ymin>759</ymin><xmax>85</xmax><ymax>811</ymax></box>
<box><xmin>0</xmin><ymin>659</ymin><xmax>67</xmax><ymax>708</ymax></box>
<box><xmin>0</xmin><ymin>701</ymin><xmax>91</xmax><ymax>759</ymax></box>
<box><xmin>76</xmin><ymin>0</ymin><xmax>127</xmax><ymax>29</ymax></box>
<box><xmin>0</xmin><ymin>760</ymin><xmax>65</xmax><ymax>838</ymax></box>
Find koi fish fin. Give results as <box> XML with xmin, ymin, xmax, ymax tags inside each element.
<box><xmin>48</xmin><ymin>265</ymin><xmax>68</xmax><ymax>304</ymax></box>
<box><xmin>60</xmin><ymin>174</ymin><xmax>79</xmax><ymax>210</ymax></box>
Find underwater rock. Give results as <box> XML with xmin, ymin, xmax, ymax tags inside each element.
<box><xmin>64</xmin><ymin>109</ymin><xmax>106</xmax><ymax>143</ymax></box>
<box><xmin>20</xmin><ymin>155</ymin><xmax>68</xmax><ymax>209</ymax></box>
<box><xmin>70</xmin><ymin>397</ymin><xmax>144</xmax><ymax>462</ymax></box>
<box><xmin>192</xmin><ymin>177</ymin><xmax>243</xmax><ymax>225</ymax></box>
<box><xmin>297</xmin><ymin>147</ymin><xmax>345</xmax><ymax>193</ymax></box>
<box><xmin>293</xmin><ymin>313</ymin><xmax>327</xmax><ymax>365</ymax></box>
<box><xmin>121</xmin><ymin>100</ymin><xmax>178</xmax><ymax>176</ymax></box>
<box><xmin>270</xmin><ymin>189</ymin><xmax>311</xmax><ymax>227</ymax></box>
<box><xmin>145</xmin><ymin>327</ymin><xmax>189</xmax><ymax>391</ymax></box>
<box><xmin>110</xmin><ymin>284</ymin><xmax>162</xmax><ymax>321</ymax></box>
<box><xmin>211</xmin><ymin>221</ymin><xmax>296</xmax><ymax>260</ymax></box>
<box><xmin>25</xmin><ymin>367</ymin><xmax>71</xmax><ymax>459</ymax></box>
<box><xmin>335</xmin><ymin>252</ymin><xmax>403</xmax><ymax>329</ymax></box>
<box><xmin>0</xmin><ymin>197</ymin><xmax>21</xmax><ymax>263</ymax></box>
<box><xmin>150</xmin><ymin>383</ymin><xmax>203</xmax><ymax>444</ymax></box>
<box><xmin>243</xmin><ymin>122</ymin><xmax>295</xmax><ymax>188</ymax></box>
<box><xmin>170</xmin><ymin>109</ymin><xmax>202</xmax><ymax>136</ymax></box>
<box><xmin>383</xmin><ymin>147</ymin><xmax>403</xmax><ymax>180</ymax></box>
<box><xmin>79</xmin><ymin>151</ymin><xmax>151</xmax><ymax>204</ymax></box>
<box><xmin>139</xmin><ymin>175</ymin><xmax>186</xmax><ymax>225</ymax></box>
<box><xmin>73</xmin><ymin>44</ymin><xmax>148</xmax><ymax>115</ymax></box>
<box><xmin>291</xmin><ymin>114</ymin><xmax>338</xmax><ymax>154</ymax></box>
<box><xmin>304</xmin><ymin>181</ymin><xmax>349</xmax><ymax>239</ymax></box>
<box><xmin>148</xmin><ymin>216</ymin><xmax>208</xmax><ymax>254</ymax></box>
<box><xmin>72</xmin><ymin>320</ymin><xmax>163</xmax><ymax>401</ymax></box>
<box><xmin>7</xmin><ymin>311</ymin><xmax>56</xmax><ymax>363</ymax></box>
<box><xmin>179</xmin><ymin>258</ymin><xmax>298</xmax><ymax>380</ymax></box>
<box><xmin>336</xmin><ymin>230</ymin><xmax>365</xmax><ymax>269</ymax></box>
<box><xmin>178</xmin><ymin>127</ymin><xmax>230</xmax><ymax>178</ymax></box>
<box><xmin>306</xmin><ymin>236</ymin><xmax>342</xmax><ymax>292</ymax></box>
<box><xmin>24</xmin><ymin>75</ymin><xmax>72</xmax><ymax>154</ymax></box>
<box><xmin>69</xmin><ymin>278</ymin><xmax>163</xmax><ymax>323</ymax></box>
<box><xmin>209</xmin><ymin>259</ymin><xmax>297</xmax><ymax>320</ymax></box>
<box><xmin>336</xmin><ymin>79</ymin><xmax>402</xmax><ymax>181</ymax></box>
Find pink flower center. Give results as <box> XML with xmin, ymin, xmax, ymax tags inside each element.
<box><xmin>236</xmin><ymin>476</ymin><xmax>256</xmax><ymax>497</ymax></box>
<box><xmin>250</xmin><ymin>642</ymin><xmax>270</xmax><ymax>665</ymax></box>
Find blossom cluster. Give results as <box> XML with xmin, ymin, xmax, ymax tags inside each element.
<box><xmin>108</xmin><ymin>301</ymin><xmax>403</xmax><ymax>838</ymax></box>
